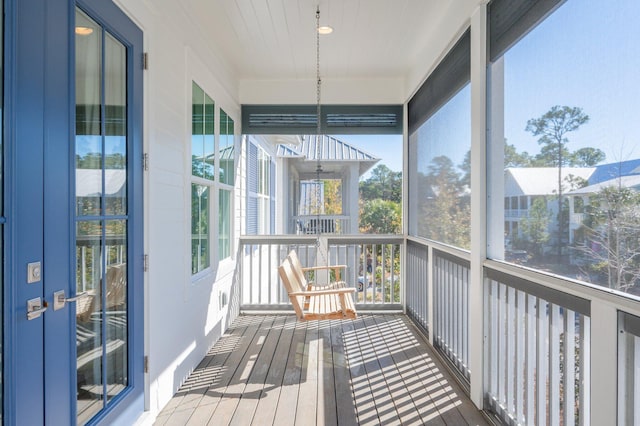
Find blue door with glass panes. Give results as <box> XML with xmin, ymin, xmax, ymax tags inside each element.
<box><xmin>7</xmin><ymin>0</ymin><xmax>143</xmax><ymax>424</ymax></box>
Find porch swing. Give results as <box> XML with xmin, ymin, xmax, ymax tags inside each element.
<box><xmin>277</xmin><ymin>6</ymin><xmax>357</xmax><ymax>321</ymax></box>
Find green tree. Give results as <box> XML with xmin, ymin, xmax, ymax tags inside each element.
<box><xmin>459</xmin><ymin>150</ymin><xmax>471</xmax><ymax>188</ymax></box>
<box><xmin>525</xmin><ymin>105</ymin><xmax>590</xmax><ymax>258</ymax></box>
<box><xmin>422</xmin><ymin>156</ymin><xmax>470</xmax><ymax>249</ymax></box>
<box><xmin>504</xmin><ymin>141</ymin><xmax>533</xmax><ymax>167</ymax></box>
<box><xmin>323</xmin><ymin>179</ymin><xmax>342</xmax><ymax>215</ymax></box>
<box><xmin>360</xmin><ymin>164</ymin><xmax>402</xmax><ymax>203</ymax></box>
<box><xmin>578</xmin><ymin>185</ymin><xmax>640</xmax><ymax>292</ymax></box>
<box><xmin>518</xmin><ymin>197</ymin><xmax>552</xmax><ymax>258</ymax></box>
<box><xmin>570</xmin><ymin>147</ymin><xmax>606</xmax><ymax>167</ymax></box>
<box><xmin>359</xmin><ymin>199</ymin><xmax>401</xmax><ymax>234</ymax></box>
<box><xmin>564</xmin><ymin>174</ymin><xmax>589</xmax><ymax>191</ymax></box>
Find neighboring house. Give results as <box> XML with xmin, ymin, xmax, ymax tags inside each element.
<box><xmin>505</xmin><ymin>161</ymin><xmax>640</xmax><ymax>249</ymax></box>
<box><xmin>567</xmin><ymin>162</ymin><xmax>640</xmax><ymax>244</ymax></box>
<box><xmin>503</xmin><ymin>167</ymin><xmax>595</xmax><ymax>247</ymax></box>
<box><xmin>275</xmin><ymin>135</ymin><xmax>379</xmax><ymax>234</ymax></box>
<box><xmin>245</xmin><ymin>135</ymin><xmax>277</xmax><ymax>235</ymax></box>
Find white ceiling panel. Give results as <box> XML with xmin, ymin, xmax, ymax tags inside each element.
<box><xmin>183</xmin><ymin>0</ymin><xmax>450</xmax><ymax>81</ymax></box>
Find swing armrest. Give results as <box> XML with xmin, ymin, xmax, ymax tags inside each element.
<box><xmin>289</xmin><ymin>287</ymin><xmax>356</xmax><ymax>296</ymax></box>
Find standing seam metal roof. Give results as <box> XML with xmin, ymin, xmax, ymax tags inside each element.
<box><xmin>276</xmin><ymin>134</ymin><xmax>379</xmax><ymax>162</ymax></box>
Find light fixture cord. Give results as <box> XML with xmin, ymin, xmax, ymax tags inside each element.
<box><xmin>315</xmin><ymin>5</ymin><xmax>323</xmax><ymax>240</ymax></box>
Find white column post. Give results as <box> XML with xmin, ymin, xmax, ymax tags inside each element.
<box><xmin>348</xmin><ymin>163</ymin><xmax>359</xmax><ymax>234</ymax></box>
<box><xmin>590</xmin><ymin>300</ymin><xmax>618</xmax><ymax>425</ymax></box>
<box><xmin>469</xmin><ymin>2</ymin><xmax>488</xmax><ymax>409</ymax></box>
<box><xmin>427</xmin><ymin>245</ymin><xmax>435</xmax><ymax>346</ymax></box>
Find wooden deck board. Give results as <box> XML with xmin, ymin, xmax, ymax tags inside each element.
<box><xmin>155</xmin><ymin>314</ymin><xmax>489</xmax><ymax>426</ymax></box>
<box><xmin>295</xmin><ymin>318</ymin><xmax>319</xmax><ymax>426</ymax></box>
<box><xmin>341</xmin><ymin>318</ymin><xmax>377</xmax><ymax>425</ymax></box>
<box><xmin>251</xmin><ymin>315</ymin><xmax>297</xmax><ymax>424</ymax></box>
<box><xmin>317</xmin><ymin>320</ymin><xmax>338</xmax><ymax>426</ymax></box>
<box><xmin>271</xmin><ymin>317</ymin><xmax>307</xmax><ymax>426</ymax></box>
<box><xmin>358</xmin><ymin>315</ymin><xmax>401</xmax><ymax>425</ymax></box>
<box><xmin>208</xmin><ymin>316</ymin><xmax>278</xmax><ymax>425</ymax></box>
<box><xmin>188</xmin><ymin>315</ymin><xmax>267</xmax><ymax>425</ymax></box>
<box><xmin>331</xmin><ymin>319</ymin><xmax>358</xmax><ymax>426</ymax></box>
<box><xmin>228</xmin><ymin>315</ymin><xmax>287</xmax><ymax>425</ymax></box>
<box><xmin>162</xmin><ymin>315</ymin><xmax>260</xmax><ymax>424</ymax></box>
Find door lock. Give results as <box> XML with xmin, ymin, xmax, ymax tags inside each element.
<box><xmin>27</xmin><ymin>262</ymin><xmax>42</xmax><ymax>283</ymax></box>
<box><xmin>26</xmin><ymin>297</ymin><xmax>48</xmax><ymax>320</ymax></box>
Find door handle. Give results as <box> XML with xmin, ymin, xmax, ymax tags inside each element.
<box><xmin>53</xmin><ymin>290</ymin><xmax>92</xmax><ymax>311</ymax></box>
<box><xmin>26</xmin><ymin>297</ymin><xmax>48</xmax><ymax>320</ymax></box>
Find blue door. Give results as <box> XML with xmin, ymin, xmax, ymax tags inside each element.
<box><xmin>7</xmin><ymin>0</ymin><xmax>143</xmax><ymax>424</ymax></box>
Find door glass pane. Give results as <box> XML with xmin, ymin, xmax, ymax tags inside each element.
<box><xmin>75</xmin><ymin>7</ymin><xmax>130</xmax><ymax>423</ymax></box>
<box><xmin>75</xmin><ymin>9</ymin><xmax>102</xmax><ymax>217</ymax></box>
<box><xmin>76</xmin><ymin>221</ymin><xmax>104</xmax><ymax>424</ymax></box>
<box><xmin>105</xmin><ymin>219</ymin><xmax>127</xmax><ymax>401</ymax></box>
<box><xmin>104</xmin><ymin>33</ymin><xmax>127</xmax><ymax>216</ymax></box>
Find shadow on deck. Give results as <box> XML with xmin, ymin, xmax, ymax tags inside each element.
<box><xmin>154</xmin><ymin>314</ymin><xmax>488</xmax><ymax>426</ymax></box>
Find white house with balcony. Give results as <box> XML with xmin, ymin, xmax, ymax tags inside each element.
<box><xmin>275</xmin><ymin>134</ymin><xmax>379</xmax><ymax>235</ymax></box>
<box><xmin>504</xmin><ymin>167</ymin><xmax>595</xmax><ymax>247</ymax></box>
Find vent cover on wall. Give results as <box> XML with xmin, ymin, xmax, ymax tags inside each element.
<box><xmin>242</xmin><ymin>104</ymin><xmax>403</xmax><ymax>135</ymax></box>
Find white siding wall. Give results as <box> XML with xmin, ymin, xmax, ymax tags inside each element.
<box><xmin>113</xmin><ymin>1</ymin><xmax>241</xmax><ymax>423</ymax></box>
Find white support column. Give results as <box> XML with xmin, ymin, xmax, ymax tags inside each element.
<box><xmin>590</xmin><ymin>300</ymin><xmax>618</xmax><ymax>425</ymax></box>
<box><xmin>402</xmin><ymin>103</ymin><xmax>409</xmax><ymax>237</ymax></box>
<box><xmin>276</xmin><ymin>157</ymin><xmax>286</xmax><ymax>234</ymax></box>
<box><xmin>348</xmin><ymin>163</ymin><xmax>359</xmax><ymax>234</ymax></box>
<box><xmin>427</xmin><ymin>245</ymin><xmax>435</xmax><ymax>346</ymax></box>
<box><xmin>487</xmin><ymin>59</ymin><xmax>505</xmax><ymax>258</ymax></box>
<box><xmin>469</xmin><ymin>2</ymin><xmax>488</xmax><ymax>409</ymax></box>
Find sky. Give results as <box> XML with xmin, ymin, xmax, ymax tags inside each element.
<box><xmin>407</xmin><ymin>0</ymin><xmax>640</xmax><ymax>175</ymax></box>
<box><xmin>334</xmin><ymin>0</ymin><xmax>640</xmax><ymax>182</ymax></box>
<box><xmin>503</xmin><ymin>0</ymin><xmax>640</xmax><ymax>164</ymax></box>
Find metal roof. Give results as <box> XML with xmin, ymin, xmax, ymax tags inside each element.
<box><xmin>277</xmin><ymin>135</ymin><xmax>380</xmax><ymax>177</ymax></box>
<box><xmin>568</xmin><ymin>174</ymin><xmax>640</xmax><ymax>195</ymax></box>
<box><xmin>504</xmin><ymin>167</ymin><xmax>595</xmax><ymax>196</ymax></box>
<box><xmin>278</xmin><ymin>135</ymin><xmax>379</xmax><ymax>162</ymax></box>
<box><xmin>588</xmin><ymin>159</ymin><xmax>640</xmax><ymax>185</ymax></box>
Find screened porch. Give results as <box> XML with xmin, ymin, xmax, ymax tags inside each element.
<box><xmin>153</xmin><ymin>235</ymin><xmax>640</xmax><ymax>425</ymax></box>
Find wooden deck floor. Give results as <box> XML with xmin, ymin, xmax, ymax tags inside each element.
<box><xmin>154</xmin><ymin>314</ymin><xmax>488</xmax><ymax>426</ymax></box>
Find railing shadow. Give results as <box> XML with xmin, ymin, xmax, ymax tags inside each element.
<box><xmin>157</xmin><ymin>314</ymin><xmax>485</xmax><ymax>425</ymax></box>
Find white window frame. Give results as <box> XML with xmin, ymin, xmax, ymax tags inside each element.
<box><xmin>188</xmin><ymin>79</ymin><xmax>238</xmax><ymax>282</ymax></box>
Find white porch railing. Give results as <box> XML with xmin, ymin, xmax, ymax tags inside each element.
<box><xmin>291</xmin><ymin>215</ymin><xmax>350</xmax><ymax>235</ymax></box>
<box><xmin>434</xmin><ymin>249</ymin><xmax>471</xmax><ymax>381</ymax></box>
<box><xmin>404</xmin><ymin>236</ymin><xmax>640</xmax><ymax>425</ymax></box>
<box><xmin>485</xmin><ymin>269</ymin><xmax>590</xmax><ymax>425</ymax></box>
<box><xmin>237</xmin><ymin>235</ymin><xmax>403</xmax><ymax>311</ymax></box>
<box><xmin>405</xmin><ymin>240</ymin><xmax>429</xmax><ymax>333</ymax></box>
<box><xmin>405</xmin><ymin>239</ymin><xmax>471</xmax><ymax>381</ymax></box>
<box><xmin>233</xmin><ymin>234</ymin><xmax>640</xmax><ymax>424</ymax></box>
<box><xmin>505</xmin><ymin>209</ymin><xmax>529</xmax><ymax>219</ymax></box>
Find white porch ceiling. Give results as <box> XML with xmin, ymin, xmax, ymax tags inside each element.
<box><xmin>182</xmin><ymin>0</ymin><xmax>460</xmax><ymax>83</ymax></box>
